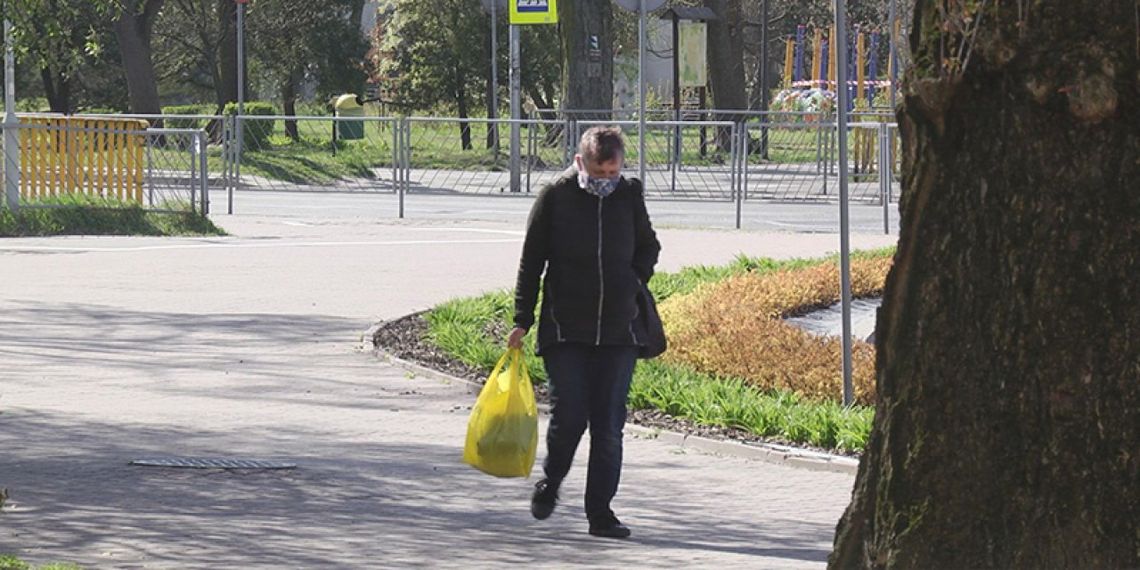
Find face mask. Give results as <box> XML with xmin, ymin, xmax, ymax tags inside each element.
<box><xmin>585</xmin><ymin>176</ymin><xmax>620</xmax><ymax>198</ymax></box>
<box><xmin>576</xmin><ymin>158</ymin><xmax>621</xmax><ymax>198</ymax></box>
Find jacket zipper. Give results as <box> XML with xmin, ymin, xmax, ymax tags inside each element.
<box><xmin>630</xmin><ymin>278</ymin><xmax>642</xmax><ymax>345</ymax></box>
<box><xmin>549</xmin><ymin>296</ymin><xmax>565</xmax><ymax>342</ymax></box>
<box><xmin>596</xmin><ymin>197</ymin><xmax>605</xmax><ymax>345</ymax></box>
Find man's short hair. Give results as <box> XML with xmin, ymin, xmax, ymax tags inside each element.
<box><xmin>579</xmin><ymin>126</ymin><xmax>625</xmax><ymax>164</ymax></box>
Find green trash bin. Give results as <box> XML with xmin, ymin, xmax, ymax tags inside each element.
<box><xmin>334</xmin><ymin>94</ymin><xmax>365</xmax><ymax>140</ymax></box>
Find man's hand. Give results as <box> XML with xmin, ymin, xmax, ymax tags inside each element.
<box><xmin>507</xmin><ymin>327</ymin><xmax>527</xmax><ymax>349</ymax></box>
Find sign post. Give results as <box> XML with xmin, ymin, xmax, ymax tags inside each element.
<box><xmin>508</xmin><ymin>1</ymin><xmax>557</xmax><ymax>193</ymax></box>
<box><xmin>234</xmin><ymin>0</ymin><xmax>247</xmax><ymax>212</ymax></box>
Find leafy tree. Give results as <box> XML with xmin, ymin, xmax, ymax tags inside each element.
<box><xmin>6</xmin><ymin>0</ymin><xmax>119</xmax><ymax>113</ymax></box>
<box><xmin>247</xmin><ymin>0</ymin><xmax>368</xmax><ymax>139</ymax></box>
<box><xmin>381</xmin><ymin>0</ymin><xmax>496</xmax><ymax>149</ymax></box>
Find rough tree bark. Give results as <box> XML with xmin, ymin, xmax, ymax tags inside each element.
<box><xmin>830</xmin><ymin>1</ymin><xmax>1140</xmax><ymax>568</ymax></box>
<box><xmin>282</xmin><ymin>68</ymin><xmax>301</xmax><ymax>142</ymax></box>
<box><xmin>705</xmin><ymin>0</ymin><xmax>747</xmax><ymax>150</ymax></box>
<box><xmin>456</xmin><ymin>72</ymin><xmax>472</xmax><ymax>151</ymax></box>
<box><xmin>114</xmin><ymin>0</ymin><xmax>165</xmax><ymax>115</ymax></box>
<box><xmin>215</xmin><ymin>0</ymin><xmax>239</xmax><ymax>111</ymax></box>
<box><xmin>558</xmin><ymin>0</ymin><xmax>614</xmax><ymax>119</ymax></box>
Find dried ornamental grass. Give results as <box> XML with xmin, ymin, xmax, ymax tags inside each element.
<box><xmin>660</xmin><ymin>257</ymin><xmax>892</xmax><ymax>405</ymax></box>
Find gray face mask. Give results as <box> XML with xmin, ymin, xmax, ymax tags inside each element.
<box><xmin>584</xmin><ymin>176</ymin><xmax>620</xmax><ymax>198</ymax></box>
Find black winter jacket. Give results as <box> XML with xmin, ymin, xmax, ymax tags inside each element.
<box><xmin>514</xmin><ymin>168</ymin><xmax>662</xmax><ymax>354</ymax></box>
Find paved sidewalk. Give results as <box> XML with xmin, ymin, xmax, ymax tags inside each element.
<box><xmin>0</xmin><ymin>217</ymin><xmax>891</xmax><ymax>568</ymax></box>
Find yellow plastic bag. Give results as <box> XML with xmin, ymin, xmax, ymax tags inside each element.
<box><xmin>463</xmin><ymin>348</ymin><xmax>538</xmax><ymax>478</ymax></box>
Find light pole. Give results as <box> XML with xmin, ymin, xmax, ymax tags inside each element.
<box><xmin>4</xmin><ymin>16</ymin><xmax>18</xmax><ymax>211</ymax></box>
<box><xmin>638</xmin><ymin>0</ymin><xmax>646</xmax><ymax>186</ymax></box>
<box><xmin>509</xmin><ymin>23</ymin><xmax>520</xmax><ymax>192</ymax></box>
<box><xmin>490</xmin><ymin>0</ymin><xmax>500</xmax><ymax>155</ymax></box>
<box><xmin>834</xmin><ymin>0</ymin><xmax>854</xmax><ymax>406</ymax></box>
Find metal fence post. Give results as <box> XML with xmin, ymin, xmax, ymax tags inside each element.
<box><xmin>742</xmin><ymin>124</ymin><xmax>751</xmax><ymax>202</ymax></box>
<box><xmin>564</xmin><ymin>118</ymin><xmax>575</xmax><ymax>165</ymax></box>
<box><xmin>199</xmin><ymin>131</ymin><xmax>209</xmax><ymax>215</ymax></box>
<box><xmin>526</xmin><ymin>120</ymin><xmax>535</xmax><ymax>193</ymax></box>
<box><xmin>880</xmin><ymin>123</ymin><xmax>891</xmax><ymax>234</ymax></box>
<box><xmin>233</xmin><ymin>112</ymin><xmax>242</xmax><ymax>194</ymax></box>
<box><xmin>391</xmin><ymin>117</ymin><xmax>399</xmax><ymax>197</ymax></box>
<box><xmin>729</xmin><ymin>122</ymin><xmax>738</xmax><ymax>206</ymax></box>
<box><xmin>189</xmin><ymin>132</ymin><xmax>198</xmax><ymax>215</ymax></box>
<box><xmin>225</xmin><ymin>115</ymin><xmax>235</xmax><ymax>214</ymax></box>
<box><xmin>145</xmin><ymin>132</ymin><xmax>154</xmax><ymax>207</ymax></box>
<box><xmin>671</xmin><ymin>123</ymin><xmax>679</xmax><ymax>194</ymax></box>
<box><xmin>736</xmin><ymin>124</ymin><xmax>745</xmax><ymax>229</ymax></box>
<box><xmin>399</xmin><ymin>118</ymin><xmax>407</xmax><ymax>219</ymax></box>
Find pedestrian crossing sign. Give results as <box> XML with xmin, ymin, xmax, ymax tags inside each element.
<box><xmin>510</xmin><ymin>0</ymin><xmax>558</xmax><ymax>24</ymax></box>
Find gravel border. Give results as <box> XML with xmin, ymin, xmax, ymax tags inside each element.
<box><xmin>369</xmin><ymin>313</ymin><xmax>860</xmax><ymax>475</ymax></box>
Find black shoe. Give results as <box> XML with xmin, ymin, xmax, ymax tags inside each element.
<box><xmin>531</xmin><ymin>479</ymin><xmax>559</xmax><ymax>520</ymax></box>
<box><xmin>588</xmin><ymin>514</ymin><xmax>631</xmax><ymax>539</ymax></box>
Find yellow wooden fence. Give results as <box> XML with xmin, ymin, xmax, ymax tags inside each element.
<box><xmin>19</xmin><ymin>116</ymin><xmax>149</xmax><ymax>203</ymax></box>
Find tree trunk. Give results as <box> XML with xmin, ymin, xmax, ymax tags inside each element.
<box><xmin>704</xmin><ymin>0</ymin><xmax>747</xmax><ymax>151</ymax></box>
<box><xmin>114</xmin><ymin>0</ymin><xmax>165</xmax><ymax>116</ymax></box>
<box><xmin>830</xmin><ymin>1</ymin><xmax>1140</xmax><ymax>568</ymax></box>
<box><xmin>40</xmin><ymin>67</ymin><xmax>71</xmax><ymax>114</ymax></box>
<box><xmin>558</xmin><ymin>0</ymin><xmax>613</xmax><ymax>120</ymax></box>
<box><xmin>216</xmin><ymin>0</ymin><xmax>239</xmax><ymax>109</ymax></box>
<box><xmin>457</xmin><ymin>77</ymin><xmax>472</xmax><ymax>151</ymax></box>
<box><xmin>282</xmin><ymin>69</ymin><xmax>301</xmax><ymax>142</ymax></box>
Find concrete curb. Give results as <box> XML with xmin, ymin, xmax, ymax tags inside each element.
<box><xmin>369</xmin><ymin>339</ymin><xmax>860</xmax><ymax>476</ymax></box>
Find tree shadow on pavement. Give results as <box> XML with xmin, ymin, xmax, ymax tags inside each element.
<box><xmin>1</xmin><ymin>300</ymin><xmax>840</xmax><ymax>567</ymax></box>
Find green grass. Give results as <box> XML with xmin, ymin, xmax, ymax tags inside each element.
<box><xmin>630</xmin><ymin>359</ymin><xmax>874</xmax><ymax>452</ymax></box>
<box><xmin>0</xmin><ymin>555</ymin><xmax>81</xmax><ymax>570</ymax></box>
<box><xmin>0</xmin><ymin>195</ymin><xmax>225</xmax><ymax>237</ymax></box>
<box><xmin>423</xmin><ymin>252</ymin><xmax>891</xmax><ymax>453</ymax></box>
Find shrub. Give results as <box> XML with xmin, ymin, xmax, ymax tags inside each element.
<box><xmin>223</xmin><ymin>101</ymin><xmax>277</xmax><ymax>149</ymax></box>
<box><xmin>660</xmin><ymin>256</ymin><xmax>892</xmax><ymax>404</ymax></box>
<box><xmin>162</xmin><ymin>105</ymin><xmax>213</xmax><ymax>130</ymax></box>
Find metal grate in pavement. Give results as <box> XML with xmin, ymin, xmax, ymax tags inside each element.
<box><xmin>129</xmin><ymin>457</ymin><xmax>297</xmax><ymax>470</ymax></box>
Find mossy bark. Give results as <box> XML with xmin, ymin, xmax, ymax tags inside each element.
<box><xmin>830</xmin><ymin>1</ymin><xmax>1140</xmax><ymax>568</ymax></box>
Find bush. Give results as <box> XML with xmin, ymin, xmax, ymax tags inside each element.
<box><xmin>224</xmin><ymin>101</ymin><xmax>277</xmax><ymax>149</ymax></box>
<box><xmin>162</xmin><ymin>105</ymin><xmax>213</xmax><ymax>130</ymax></box>
<box><xmin>15</xmin><ymin>97</ymin><xmax>49</xmax><ymax>112</ymax></box>
<box><xmin>660</xmin><ymin>255</ymin><xmax>893</xmax><ymax>405</ymax></box>
<box><xmin>81</xmin><ymin>106</ymin><xmax>125</xmax><ymax>115</ymax></box>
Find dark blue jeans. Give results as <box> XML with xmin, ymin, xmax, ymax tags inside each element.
<box><xmin>541</xmin><ymin>343</ymin><xmax>638</xmax><ymax>519</ymax></box>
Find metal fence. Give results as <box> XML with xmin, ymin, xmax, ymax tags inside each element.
<box><xmin>1</xmin><ymin>119</ymin><xmax>209</xmax><ymax>214</ymax></box>
<box><xmin>3</xmin><ymin>111</ymin><xmax>903</xmax><ymax>227</ymax></box>
<box><xmin>403</xmin><ymin>117</ymin><xmax>570</xmax><ymax>196</ymax></box>
<box><xmin>231</xmin><ymin>115</ymin><xmax>400</xmax><ymax>195</ymax></box>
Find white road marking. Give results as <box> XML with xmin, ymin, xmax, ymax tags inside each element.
<box><xmin>0</xmin><ymin>238</ymin><xmax>521</xmax><ymax>254</ymax></box>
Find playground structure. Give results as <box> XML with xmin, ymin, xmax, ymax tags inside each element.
<box><xmin>4</xmin><ymin>115</ymin><xmax>210</xmax><ymax>213</ymax></box>
<box><xmin>775</xmin><ymin>25</ymin><xmax>897</xmax><ymax>176</ymax></box>
<box><xmin>779</xmin><ymin>24</ymin><xmax>893</xmax><ymax>110</ymax></box>
<box><xmin>17</xmin><ymin>116</ymin><xmax>148</xmax><ymax>202</ymax></box>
